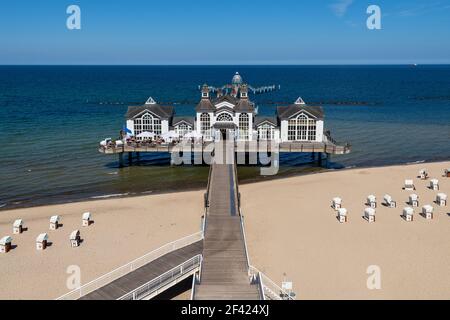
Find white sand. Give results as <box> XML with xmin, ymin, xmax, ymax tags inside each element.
<box><xmin>0</xmin><ymin>190</ymin><xmax>204</xmax><ymax>299</ymax></box>
<box><xmin>242</xmin><ymin>161</ymin><xmax>450</xmax><ymax>299</ymax></box>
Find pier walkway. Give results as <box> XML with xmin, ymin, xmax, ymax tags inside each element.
<box><xmin>56</xmin><ymin>233</ymin><xmax>203</xmax><ymax>300</ymax></box>
<box><xmin>81</xmin><ymin>241</ymin><xmax>202</xmax><ymax>300</ymax></box>
<box><xmin>193</xmin><ymin>142</ymin><xmax>261</xmax><ymax>300</ymax></box>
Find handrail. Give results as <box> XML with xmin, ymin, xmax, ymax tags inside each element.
<box><xmin>257</xmin><ymin>272</ymin><xmax>266</xmax><ymax>301</ymax></box>
<box><xmin>118</xmin><ymin>255</ymin><xmax>202</xmax><ymax>300</ymax></box>
<box><xmin>240</xmin><ymin>215</ymin><xmax>251</xmax><ymax>269</ymax></box>
<box><xmin>204</xmin><ymin>160</ymin><xmax>214</xmax><ymax>210</ymax></box>
<box><xmin>233</xmin><ymin>154</ymin><xmax>241</xmax><ymax>211</ymax></box>
<box><xmin>190</xmin><ymin>251</ymin><xmax>204</xmax><ymax>300</ymax></box>
<box><xmin>56</xmin><ymin>232</ymin><xmax>203</xmax><ymax>300</ymax></box>
<box><xmin>190</xmin><ymin>269</ymin><xmax>197</xmax><ymax>301</ymax></box>
<box><xmin>248</xmin><ymin>265</ymin><xmax>295</xmax><ymax>300</ymax></box>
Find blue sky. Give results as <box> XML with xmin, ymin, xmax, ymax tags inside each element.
<box><xmin>0</xmin><ymin>0</ymin><xmax>449</xmax><ymax>64</ymax></box>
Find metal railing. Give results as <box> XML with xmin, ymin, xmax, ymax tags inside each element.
<box><xmin>118</xmin><ymin>255</ymin><xmax>202</xmax><ymax>300</ymax></box>
<box><xmin>204</xmin><ymin>162</ymin><xmax>213</xmax><ymax>210</ymax></box>
<box><xmin>240</xmin><ymin>215</ymin><xmax>251</xmax><ymax>270</ymax></box>
<box><xmin>248</xmin><ymin>265</ymin><xmax>295</xmax><ymax>300</ymax></box>
<box><xmin>56</xmin><ymin>232</ymin><xmax>204</xmax><ymax>300</ymax></box>
<box><xmin>233</xmin><ymin>156</ymin><xmax>241</xmax><ymax>210</ymax></box>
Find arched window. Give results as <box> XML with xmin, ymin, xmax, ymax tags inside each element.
<box><xmin>258</xmin><ymin>123</ymin><xmax>275</xmax><ymax>140</ymax></box>
<box><xmin>238</xmin><ymin>113</ymin><xmax>249</xmax><ymax>140</ymax></box>
<box><xmin>134</xmin><ymin>113</ymin><xmax>161</xmax><ymax>138</ymax></box>
<box><xmin>175</xmin><ymin>123</ymin><xmax>192</xmax><ymax>137</ymax></box>
<box><xmin>200</xmin><ymin>113</ymin><xmax>211</xmax><ymax>139</ymax></box>
<box><xmin>298</xmin><ymin>114</ymin><xmax>308</xmax><ymax>141</ymax></box>
<box><xmin>216</xmin><ymin>113</ymin><xmax>233</xmax><ymax>122</ymax></box>
<box><xmin>287</xmin><ymin>113</ymin><xmax>317</xmax><ymax>141</ymax></box>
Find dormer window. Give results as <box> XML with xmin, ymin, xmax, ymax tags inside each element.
<box><xmin>294</xmin><ymin>97</ymin><xmax>306</xmax><ymax>105</ymax></box>
<box><xmin>145</xmin><ymin>97</ymin><xmax>157</xmax><ymax>105</ymax></box>
<box><xmin>202</xmin><ymin>92</ymin><xmax>208</xmax><ymax>98</ymax></box>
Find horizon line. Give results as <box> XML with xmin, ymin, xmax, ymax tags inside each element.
<box><xmin>1</xmin><ymin>63</ymin><xmax>450</xmax><ymax>67</ymax></box>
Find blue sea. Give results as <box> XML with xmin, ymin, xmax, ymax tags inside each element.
<box><xmin>0</xmin><ymin>65</ymin><xmax>449</xmax><ymax>209</ymax></box>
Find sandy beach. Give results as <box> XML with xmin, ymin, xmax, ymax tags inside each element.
<box><xmin>242</xmin><ymin>161</ymin><xmax>450</xmax><ymax>300</ymax></box>
<box><xmin>0</xmin><ymin>161</ymin><xmax>449</xmax><ymax>300</ymax></box>
<box><xmin>0</xmin><ymin>190</ymin><xmax>204</xmax><ymax>299</ymax></box>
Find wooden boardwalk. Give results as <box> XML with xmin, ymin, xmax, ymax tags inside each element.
<box><xmin>80</xmin><ymin>241</ymin><xmax>203</xmax><ymax>300</ymax></box>
<box><xmin>194</xmin><ymin>143</ymin><xmax>261</xmax><ymax>300</ymax></box>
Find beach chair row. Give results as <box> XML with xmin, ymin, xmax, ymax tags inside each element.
<box><xmin>331</xmin><ymin>194</ymin><xmax>447</xmax><ymax>223</ymax></box>
<box><xmin>0</xmin><ymin>212</ymin><xmax>93</xmax><ymax>254</ymax></box>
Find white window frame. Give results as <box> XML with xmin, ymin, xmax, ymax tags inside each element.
<box><xmin>287</xmin><ymin>113</ymin><xmax>317</xmax><ymax>141</ymax></box>
<box><xmin>216</xmin><ymin>113</ymin><xmax>234</xmax><ymax>122</ymax></box>
<box><xmin>200</xmin><ymin>113</ymin><xmax>211</xmax><ymax>139</ymax></box>
<box><xmin>134</xmin><ymin>113</ymin><xmax>162</xmax><ymax>138</ymax></box>
<box><xmin>175</xmin><ymin>122</ymin><xmax>192</xmax><ymax>137</ymax></box>
<box><xmin>238</xmin><ymin>113</ymin><xmax>249</xmax><ymax>140</ymax></box>
<box><xmin>258</xmin><ymin>123</ymin><xmax>276</xmax><ymax>140</ymax></box>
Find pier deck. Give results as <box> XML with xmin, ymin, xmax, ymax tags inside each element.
<box><xmin>79</xmin><ymin>241</ymin><xmax>203</xmax><ymax>300</ymax></box>
<box><xmin>194</xmin><ymin>143</ymin><xmax>261</xmax><ymax>300</ymax></box>
<box><xmin>99</xmin><ymin>140</ymin><xmax>351</xmax><ymax>156</ymax></box>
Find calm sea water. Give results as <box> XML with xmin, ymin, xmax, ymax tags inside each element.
<box><xmin>0</xmin><ymin>65</ymin><xmax>449</xmax><ymax>209</ymax></box>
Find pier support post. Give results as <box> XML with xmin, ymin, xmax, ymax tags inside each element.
<box><xmin>136</xmin><ymin>152</ymin><xmax>140</xmax><ymax>162</ymax></box>
<box><xmin>128</xmin><ymin>152</ymin><xmax>133</xmax><ymax>165</ymax></box>
<box><xmin>118</xmin><ymin>153</ymin><xmax>124</xmax><ymax>168</ymax></box>
<box><xmin>316</xmin><ymin>152</ymin><xmax>322</xmax><ymax>166</ymax></box>
<box><xmin>323</xmin><ymin>153</ymin><xmax>330</xmax><ymax>168</ymax></box>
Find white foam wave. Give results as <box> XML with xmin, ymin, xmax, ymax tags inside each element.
<box><xmin>90</xmin><ymin>193</ymin><xmax>130</xmax><ymax>199</ymax></box>
<box><xmin>406</xmin><ymin>160</ymin><xmax>426</xmax><ymax>165</ymax></box>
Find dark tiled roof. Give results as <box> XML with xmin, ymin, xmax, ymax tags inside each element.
<box><xmin>126</xmin><ymin>104</ymin><xmax>174</xmax><ymax>119</ymax></box>
<box><xmin>212</xmin><ymin>94</ymin><xmax>239</xmax><ymax>106</ymax></box>
<box><xmin>277</xmin><ymin>104</ymin><xmax>324</xmax><ymax>119</ymax></box>
<box><xmin>195</xmin><ymin>99</ymin><xmax>215</xmax><ymax>112</ymax></box>
<box><xmin>235</xmin><ymin>99</ymin><xmax>255</xmax><ymax>112</ymax></box>
<box><xmin>172</xmin><ymin>116</ymin><xmax>195</xmax><ymax>127</ymax></box>
<box><xmin>254</xmin><ymin>116</ymin><xmax>278</xmax><ymax>127</ymax></box>
<box><xmin>214</xmin><ymin>106</ymin><xmax>235</xmax><ymax>114</ymax></box>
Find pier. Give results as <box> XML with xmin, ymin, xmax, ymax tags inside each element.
<box><xmin>193</xmin><ymin>143</ymin><xmax>261</xmax><ymax>300</ymax></box>
<box><xmin>62</xmin><ymin>72</ymin><xmax>351</xmax><ymax>299</ymax></box>
<box><xmin>100</xmin><ymin>140</ymin><xmax>350</xmax><ymax>155</ymax></box>
<box><xmin>58</xmin><ymin>141</ymin><xmax>293</xmax><ymax>300</ymax></box>
<box><xmin>99</xmin><ymin>139</ymin><xmax>350</xmax><ymax>168</ymax></box>
<box><xmin>98</xmin><ymin>72</ymin><xmax>351</xmax><ymax>167</ymax></box>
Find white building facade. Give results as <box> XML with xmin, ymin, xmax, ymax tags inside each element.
<box><xmin>125</xmin><ymin>81</ymin><xmax>325</xmax><ymax>144</ymax></box>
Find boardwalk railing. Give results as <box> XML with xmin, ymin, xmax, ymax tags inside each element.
<box><xmin>118</xmin><ymin>255</ymin><xmax>202</xmax><ymax>300</ymax></box>
<box><xmin>56</xmin><ymin>232</ymin><xmax>204</xmax><ymax>300</ymax></box>
<box><xmin>248</xmin><ymin>266</ymin><xmax>295</xmax><ymax>300</ymax></box>
<box><xmin>204</xmin><ymin>161</ymin><xmax>214</xmax><ymax>209</ymax></box>
<box><xmin>240</xmin><ymin>215</ymin><xmax>251</xmax><ymax>269</ymax></box>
